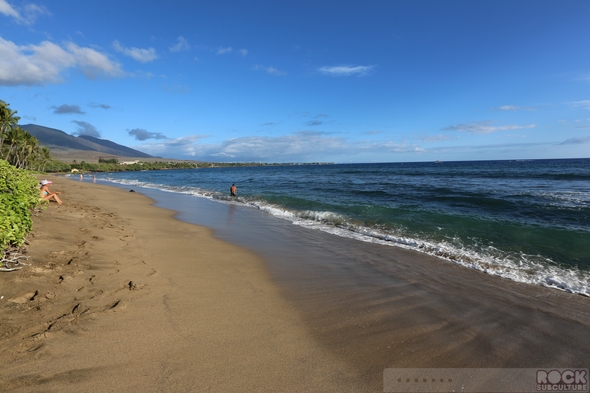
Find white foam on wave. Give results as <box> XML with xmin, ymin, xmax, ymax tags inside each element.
<box><xmin>105</xmin><ymin>177</ymin><xmax>220</xmax><ymax>199</ymax></box>
<box><xmin>290</xmin><ymin>219</ymin><xmax>590</xmax><ymax>297</ymax></box>
<box><xmin>520</xmin><ymin>189</ymin><xmax>590</xmax><ymax>208</ymax></box>
<box><xmin>102</xmin><ymin>177</ymin><xmax>590</xmax><ymax>297</ymax></box>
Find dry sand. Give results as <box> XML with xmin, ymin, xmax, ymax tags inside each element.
<box><xmin>0</xmin><ymin>178</ymin><xmax>368</xmax><ymax>392</ymax></box>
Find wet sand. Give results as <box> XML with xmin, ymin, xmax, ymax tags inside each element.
<box><xmin>144</xmin><ymin>187</ymin><xmax>590</xmax><ymax>376</ymax></box>
<box><xmin>1</xmin><ymin>177</ymin><xmax>589</xmax><ymax>392</ymax></box>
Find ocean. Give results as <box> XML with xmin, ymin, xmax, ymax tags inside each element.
<box><xmin>95</xmin><ymin>158</ymin><xmax>590</xmax><ymax>296</ymax></box>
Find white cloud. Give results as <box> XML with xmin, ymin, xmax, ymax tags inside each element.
<box><xmin>238</xmin><ymin>49</ymin><xmax>248</xmax><ymax>56</ymax></box>
<box><xmin>251</xmin><ymin>65</ymin><xmax>286</xmax><ymax>76</ymax></box>
<box><xmin>493</xmin><ymin>105</ymin><xmax>536</xmax><ymax>111</ymax></box>
<box><xmin>496</xmin><ymin>105</ymin><xmax>519</xmax><ymax>111</ymax></box>
<box><xmin>216</xmin><ymin>46</ymin><xmax>233</xmax><ymax>55</ymax></box>
<box><xmin>443</xmin><ymin>121</ymin><xmax>536</xmax><ymax>135</ymax></box>
<box><xmin>170</xmin><ymin>36</ymin><xmax>190</xmax><ymax>52</ymax></box>
<box><xmin>113</xmin><ymin>40</ymin><xmax>157</xmax><ymax>63</ymax></box>
<box><xmin>0</xmin><ymin>37</ymin><xmax>122</xmax><ymax>86</ymax></box>
<box><xmin>67</xmin><ymin>42</ymin><xmax>123</xmax><ymax>78</ymax></box>
<box><xmin>162</xmin><ymin>83</ymin><xmax>190</xmax><ymax>93</ymax></box>
<box><xmin>570</xmin><ymin>100</ymin><xmax>590</xmax><ymax>110</ymax></box>
<box><xmin>318</xmin><ymin>65</ymin><xmax>375</xmax><ymax>76</ymax></box>
<box><xmin>136</xmin><ymin>131</ymin><xmax>419</xmax><ymax>162</ymax></box>
<box><xmin>419</xmin><ymin>134</ymin><xmax>454</xmax><ymax>142</ymax></box>
<box><xmin>0</xmin><ymin>0</ymin><xmax>19</xmax><ymax>19</ymax></box>
<box><xmin>0</xmin><ymin>0</ymin><xmax>48</xmax><ymax>24</ymax></box>
<box><xmin>135</xmin><ymin>135</ymin><xmax>208</xmax><ymax>157</ymax></box>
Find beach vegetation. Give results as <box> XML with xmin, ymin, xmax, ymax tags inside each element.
<box><xmin>0</xmin><ymin>159</ymin><xmax>40</xmax><ymax>268</ymax></box>
<box><xmin>67</xmin><ymin>160</ymin><xmax>199</xmax><ymax>172</ymax></box>
<box><xmin>43</xmin><ymin>159</ymin><xmax>73</xmax><ymax>173</ymax></box>
<box><xmin>98</xmin><ymin>157</ymin><xmax>119</xmax><ymax>164</ymax></box>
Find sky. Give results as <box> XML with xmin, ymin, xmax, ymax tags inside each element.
<box><xmin>1</xmin><ymin>0</ymin><xmax>589</xmax><ymax>163</ymax></box>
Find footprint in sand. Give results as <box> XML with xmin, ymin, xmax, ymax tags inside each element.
<box><xmin>8</xmin><ymin>291</ymin><xmax>38</xmax><ymax>304</ymax></box>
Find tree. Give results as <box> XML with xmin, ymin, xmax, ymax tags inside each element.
<box><xmin>3</xmin><ymin>126</ymin><xmax>24</xmax><ymax>162</ymax></box>
<box><xmin>38</xmin><ymin>147</ymin><xmax>52</xmax><ymax>172</ymax></box>
<box><xmin>0</xmin><ymin>101</ymin><xmax>52</xmax><ymax>171</ymax></box>
<box><xmin>0</xmin><ymin>101</ymin><xmax>20</xmax><ymax>153</ymax></box>
<box><xmin>16</xmin><ymin>132</ymin><xmax>38</xmax><ymax>169</ymax></box>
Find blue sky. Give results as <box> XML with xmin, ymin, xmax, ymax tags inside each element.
<box><xmin>1</xmin><ymin>0</ymin><xmax>589</xmax><ymax>163</ymax></box>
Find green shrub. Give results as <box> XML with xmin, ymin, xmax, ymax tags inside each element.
<box><xmin>44</xmin><ymin>159</ymin><xmax>71</xmax><ymax>173</ymax></box>
<box><xmin>0</xmin><ymin>159</ymin><xmax>40</xmax><ymax>258</ymax></box>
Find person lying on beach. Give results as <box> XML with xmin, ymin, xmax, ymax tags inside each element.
<box><xmin>40</xmin><ymin>180</ymin><xmax>63</xmax><ymax>205</ymax></box>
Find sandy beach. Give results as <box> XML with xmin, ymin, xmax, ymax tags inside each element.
<box><xmin>1</xmin><ymin>177</ymin><xmax>589</xmax><ymax>392</ymax></box>
<box><xmin>0</xmin><ymin>178</ymin><xmax>368</xmax><ymax>392</ymax></box>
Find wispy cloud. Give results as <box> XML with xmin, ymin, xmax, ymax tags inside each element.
<box><xmin>89</xmin><ymin>102</ymin><xmax>111</xmax><ymax>109</ymax></box>
<box><xmin>127</xmin><ymin>128</ymin><xmax>168</xmax><ymax>141</ymax></box>
<box><xmin>52</xmin><ymin>104</ymin><xmax>85</xmax><ymax>114</ymax></box>
<box><xmin>570</xmin><ymin>100</ymin><xmax>590</xmax><ymax>110</ymax></box>
<box><xmin>72</xmin><ymin>120</ymin><xmax>100</xmax><ymax>137</ymax></box>
<box><xmin>134</xmin><ymin>134</ymin><xmax>209</xmax><ymax>157</ymax></box>
<box><xmin>418</xmin><ymin>134</ymin><xmax>454</xmax><ymax>142</ymax></box>
<box><xmin>169</xmin><ymin>36</ymin><xmax>190</xmax><ymax>53</ymax></box>
<box><xmin>162</xmin><ymin>83</ymin><xmax>190</xmax><ymax>93</ymax></box>
<box><xmin>0</xmin><ymin>0</ymin><xmax>49</xmax><ymax>24</ymax></box>
<box><xmin>251</xmin><ymin>65</ymin><xmax>286</xmax><ymax>76</ymax></box>
<box><xmin>0</xmin><ymin>37</ymin><xmax>123</xmax><ymax>86</ymax></box>
<box><xmin>216</xmin><ymin>46</ymin><xmax>233</xmax><ymax>55</ymax></box>
<box><xmin>318</xmin><ymin>65</ymin><xmax>375</xmax><ymax>77</ymax></box>
<box><xmin>493</xmin><ymin>105</ymin><xmax>536</xmax><ymax>111</ymax></box>
<box><xmin>303</xmin><ymin>113</ymin><xmax>329</xmax><ymax>126</ymax></box>
<box><xmin>442</xmin><ymin>121</ymin><xmax>536</xmax><ymax>134</ymax></box>
<box><xmin>113</xmin><ymin>40</ymin><xmax>157</xmax><ymax>63</ymax></box>
<box><xmin>559</xmin><ymin>136</ymin><xmax>590</xmax><ymax>145</ymax></box>
<box><xmin>215</xmin><ymin>46</ymin><xmax>248</xmax><ymax>56</ymax></box>
<box><xmin>0</xmin><ymin>0</ymin><xmax>20</xmax><ymax>20</ymax></box>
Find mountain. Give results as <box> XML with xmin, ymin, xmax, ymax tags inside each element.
<box><xmin>20</xmin><ymin>124</ymin><xmax>153</xmax><ymax>159</ymax></box>
<box><xmin>77</xmin><ymin>135</ymin><xmax>153</xmax><ymax>158</ymax></box>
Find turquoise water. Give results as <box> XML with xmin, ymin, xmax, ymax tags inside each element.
<box><xmin>97</xmin><ymin>158</ymin><xmax>590</xmax><ymax>296</ymax></box>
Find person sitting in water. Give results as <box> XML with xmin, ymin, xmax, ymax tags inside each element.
<box><xmin>39</xmin><ymin>180</ymin><xmax>63</xmax><ymax>205</ymax></box>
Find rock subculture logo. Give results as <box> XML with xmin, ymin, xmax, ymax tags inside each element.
<box><xmin>536</xmin><ymin>369</ymin><xmax>588</xmax><ymax>392</ymax></box>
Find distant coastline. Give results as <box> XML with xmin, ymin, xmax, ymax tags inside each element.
<box><xmin>50</xmin><ymin>158</ymin><xmax>336</xmax><ymax>173</ymax></box>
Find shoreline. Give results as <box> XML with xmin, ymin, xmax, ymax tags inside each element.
<box><xmin>98</xmin><ymin>160</ymin><xmax>590</xmax><ymax>298</ymax></box>
<box><xmin>136</xmin><ymin>184</ymin><xmax>590</xmax><ymax>371</ymax></box>
<box><xmin>1</xmin><ymin>177</ymin><xmax>589</xmax><ymax>392</ymax></box>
